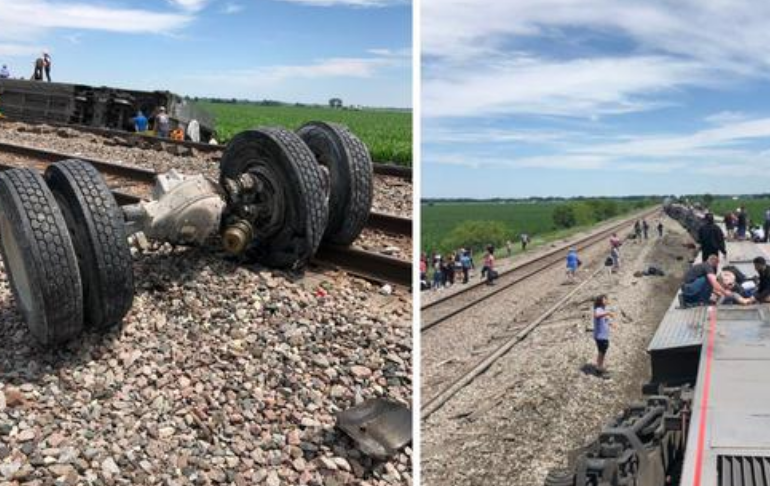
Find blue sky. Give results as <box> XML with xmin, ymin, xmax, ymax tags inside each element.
<box><xmin>0</xmin><ymin>0</ymin><xmax>411</xmax><ymax>107</ymax></box>
<box><xmin>422</xmin><ymin>0</ymin><xmax>770</xmax><ymax>198</ymax></box>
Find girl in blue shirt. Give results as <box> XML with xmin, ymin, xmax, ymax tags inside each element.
<box><xmin>593</xmin><ymin>294</ymin><xmax>614</xmax><ymax>374</ymax></box>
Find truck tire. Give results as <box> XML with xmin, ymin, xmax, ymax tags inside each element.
<box><xmin>297</xmin><ymin>122</ymin><xmax>373</xmax><ymax>245</ymax></box>
<box><xmin>44</xmin><ymin>159</ymin><xmax>134</xmax><ymax>330</ymax></box>
<box><xmin>0</xmin><ymin>168</ymin><xmax>83</xmax><ymax>345</ymax></box>
<box><xmin>220</xmin><ymin>127</ymin><xmax>328</xmax><ymax>269</ymax></box>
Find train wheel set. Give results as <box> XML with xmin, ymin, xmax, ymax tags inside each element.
<box><xmin>0</xmin><ymin>122</ymin><xmax>374</xmax><ymax>346</ymax></box>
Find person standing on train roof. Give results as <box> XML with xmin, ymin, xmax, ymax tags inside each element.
<box><xmin>680</xmin><ymin>254</ymin><xmax>733</xmax><ymax>306</ymax></box>
<box><xmin>697</xmin><ymin>213</ymin><xmax>726</xmax><ymax>262</ymax></box>
<box><xmin>737</xmin><ymin>206</ymin><xmax>748</xmax><ymax>240</ymax></box>
<box><xmin>42</xmin><ymin>52</ymin><xmax>51</xmax><ymax>82</ymax></box>
<box><xmin>0</xmin><ymin>65</ymin><xmax>9</xmax><ymax>79</ymax></box>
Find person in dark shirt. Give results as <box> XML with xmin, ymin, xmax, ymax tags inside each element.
<box><xmin>750</xmin><ymin>257</ymin><xmax>770</xmax><ymax>303</ymax></box>
<box><xmin>697</xmin><ymin>213</ymin><xmax>726</xmax><ymax>262</ymax></box>
<box><xmin>681</xmin><ymin>254</ymin><xmax>733</xmax><ymax>306</ymax></box>
<box><xmin>737</xmin><ymin>206</ymin><xmax>748</xmax><ymax>240</ymax></box>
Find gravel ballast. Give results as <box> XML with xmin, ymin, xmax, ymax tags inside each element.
<box><xmin>422</xmin><ymin>215</ymin><xmax>693</xmax><ymax>486</ymax></box>
<box><xmin>0</xmin><ymin>241</ymin><xmax>412</xmax><ymax>485</ymax></box>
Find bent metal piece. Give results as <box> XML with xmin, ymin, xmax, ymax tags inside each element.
<box><xmin>336</xmin><ymin>399</ymin><xmax>412</xmax><ymax>460</ymax></box>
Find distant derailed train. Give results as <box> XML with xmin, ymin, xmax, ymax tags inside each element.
<box><xmin>0</xmin><ymin>78</ymin><xmax>214</xmax><ymax>141</ymax></box>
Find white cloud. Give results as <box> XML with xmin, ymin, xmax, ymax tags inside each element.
<box><xmin>167</xmin><ymin>0</ymin><xmax>210</xmax><ymax>11</ymax></box>
<box><xmin>273</xmin><ymin>0</ymin><xmax>408</xmax><ymax>7</ymax></box>
<box><xmin>0</xmin><ymin>0</ymin><xmax>192</xmax><ymax>40</ymax></box>
<box><xmin>222</xmin><ymin>2</ymin><xmax>244</xmax><ymax>14</ymax></box>
<box><xmin>423</xmin><ymin>55</ymin><xmax>706</xmax><ymax>118</ymax></box>
<box><xmin>0</xmin><ymin>43</ymin><xmax>44</xmax><ymax>57</ymax></box>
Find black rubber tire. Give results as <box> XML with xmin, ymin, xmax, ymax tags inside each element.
<box><xmin>44</xmin><ymin>159</ymin><xmax>134</xmax><ymax>330</ymax></box>
<box><xmin>544</xmin><ymin>469</ymin><xmax>575</xmax><ymax>486</ymax></box>
<box><xmin>297</xmin><ymin>121</ymin><xmax>373</xmax><ymax>245</ymax></box>
<box><xmin>0</xmin><ymin>168</ymin><xmax>83</xmax><ymax>345</ymax></box>
<box><xmin>220</xmin><ymin>127</ymin><xmax>328</xmax><ymax>269</ymax></box>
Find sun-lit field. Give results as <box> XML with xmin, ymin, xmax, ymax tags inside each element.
<box><xmin>199</xmin><ymin>102</ymin><xmax>412</xmax><ymax>166</ymax></box>
<box><xmin>708</xmin><ymin>197</ymin><xmax>770</xmax><ymax>224</ymax></box>
<box><xmin>422</xmin><ymin>199</ymin><xmax>654</xmax><ymax>256</ymax></box>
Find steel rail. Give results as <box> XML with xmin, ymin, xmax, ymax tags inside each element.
<box><xmin>0</xmin><ymin>150</ymin><xmax>412</xmax><ymax>286</ymax></box>
<box><xmin>420</xmin><ymin>206</ymin><xmax>660</xmax><ymax>332</ymax></box>
<box><xmin>0</xmin><ymin>119</ymin><xmax>413</xmax><ymax>180</ymax></box>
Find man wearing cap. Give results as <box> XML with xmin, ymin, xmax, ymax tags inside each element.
<box><xmin>155</xmin><ymin>107</ymin><xmax>171</xmax><ymax>138</ymax></box>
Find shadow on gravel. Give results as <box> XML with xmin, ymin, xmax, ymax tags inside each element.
<box><xmin>0</xmin><ymin>301</ymin><xmax>121</xmax><ymax>387</ymax></box>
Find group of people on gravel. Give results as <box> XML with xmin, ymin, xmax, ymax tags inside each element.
<box><xmin>421</xmin><ymin>233</ymin><xmax>532</xmax><ymax>291</ymax></box>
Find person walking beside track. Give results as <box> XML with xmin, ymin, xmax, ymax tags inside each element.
<box><xmin>697</xmin><ymin>213</ymin><xmax>726</xmax><ymax>262</ymax></box>
<box><xmin>460</xmin><ymin>249</ymin><xmax>472</xmax><ymax>284</ymax></box>
<box><xmin>609</xmin><ymin>233</ymin><xmax>622</xmax><ymax>272</ymax></box>
<box><xmin>520</xmin><ymin>233</ymin><xmax>529</xmax><ymax>251</ymax></box>
<box><xmin>155</xmin><ymin>107</ymin><xmax>171</xmax><ymax>138</ymax></box>
<box><xmin>566</xmin><ymin>247</ymin><xmax>581</xmax><ymax>281</ymax></box>
<box><xmin>657</xmin><ymin>220</ymin><xmax>664</xmax><ymax>237</ymax></box>
<box><xmin>642</xmin><ymin>219</ymin><xmax>649</xmax><ymax>240</ymax></box>
<box><xmin>634</xmin><ymin>220</ymin><xmax>642</xmax><ymax>242</ymax></box>
<box><xmin>481</xmin><ymin>246</ymin><xmax>497</xmax><ymax>285</ymax></box>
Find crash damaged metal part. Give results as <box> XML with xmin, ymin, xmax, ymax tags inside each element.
<box><xmin>545</xmin><ymin>386</ymin><xmax>692</xmax><ymax>486</ymax></box>
<box><xmin>123</xmin><ymin>170</ymin><xmax>226</xmax><ymax>245</ymax></box>
<box><xmin>337</xmin><ymin>399</ymin><xmax>412</xmax><ymax>460</ymax></box>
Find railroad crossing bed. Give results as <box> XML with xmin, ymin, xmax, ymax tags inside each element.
<box><xmin>647</xmin><ymin>241</ymin><xmax>770</xmax><ymax>485</ymax></box>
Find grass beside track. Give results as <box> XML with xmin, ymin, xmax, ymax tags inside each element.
<box><xmin>199</xmin><ymin>102</ymin><xmax>412</xmax><ymax>166</ymax></box>
<box><xmin>422</xmin><ymin>200</ymin><xmax>655</xmax><ymax>259</ymax></box>
<box><xmin>708</xmin><ymin>197</ymin><xmax>770</xmax><ymax>225</ymax></box>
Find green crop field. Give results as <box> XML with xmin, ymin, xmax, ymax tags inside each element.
<box><xmin>198</xmin><ymin>102</ymin><xmax>412</xmax><ymax>166</ymax></box>
<box><xmin>707</xmin><ymin>197</ymin><xmax>770</xmax><ymax>225</ymax></box>
<box><xmin>422</xmin><ymin>199</ymin><xmax>654</xmax><ymax>257</ymax></box>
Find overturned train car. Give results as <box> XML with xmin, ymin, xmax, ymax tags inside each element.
<box><xmin>0</xmin><ymin>78</ymin><xmax>214</xmax><ymax>141</ymax></box>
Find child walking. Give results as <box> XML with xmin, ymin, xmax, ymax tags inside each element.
<box><xmin>566</xmin><ymin>247</ymin><xmax>581</xmax><ymax>280</ymax></box>
<box><xmin>593</xmin><ymin>295</ymin><xmax>614</xmax><ymax>375</ymax></box>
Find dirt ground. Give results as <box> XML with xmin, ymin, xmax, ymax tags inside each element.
<box><xmin>421</xmin><ymin>215</ymin><xmax>694</xmax><ymax>486</ymax></box>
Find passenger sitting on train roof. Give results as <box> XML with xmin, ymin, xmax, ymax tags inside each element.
<box><xmin>746</xmin><ymin>257</ymin><xmax>770</xmax><ymax>304</ymax></box>
<box><xmin>717</xmin><ymin>270</ymin><xmax>752</xmax><ymax>305</ymax></box>
<box><xmin>0</xmin><ymin>65</ymin><xmax>9</xmax><ymax>79</ymax></box>
<box><xmin>680</xmin><ymin>254</ymin><xmax>734</xmax><ymax>307</ymax></box>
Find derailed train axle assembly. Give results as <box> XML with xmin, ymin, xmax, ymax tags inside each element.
<box><xmin>544</xmin><ymin>386</ymin><xmax>692</xmax><ymax>486</ymax></box>
<box><xmin>0</xmin><ymin>122</ymin><xmax>374</xmax><ymax>346</ymax></box>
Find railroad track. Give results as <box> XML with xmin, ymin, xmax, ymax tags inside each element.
<box><xmin>421</xmin><ymin>207</ymin><xmax>661</xmax><ymax>419</ymax></box>
<box><xmin>0</xmin><ymin>119</ymin><xmax>413</xmax><ymax>180</ymax></box>
<box><xmin>421</xmin><ymin>206</ymin><xmax>661</xmax><ymax>331</ymax></box>
<box><xmin>0</xmin><ymin>141</ymin><xmax>412</xmax><ymax>286</ymax></box>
